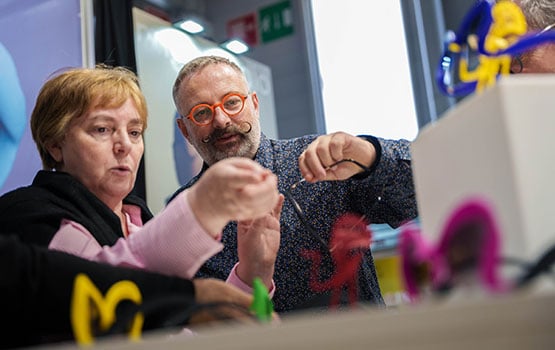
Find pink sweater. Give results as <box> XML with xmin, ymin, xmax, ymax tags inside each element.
<box><xmin>48</xmin><ymin>189</ymin><xmax>272</xmax><ymax>295</ymax></box>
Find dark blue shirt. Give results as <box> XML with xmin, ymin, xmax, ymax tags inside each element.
<box><xmin>170</xmin><ymin>133</ymin><xmax>417</xmax><ymax>312</ymax></box>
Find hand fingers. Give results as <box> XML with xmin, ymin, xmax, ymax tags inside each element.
<box><xmin>299</xmin><ymin>132</ymin><xmax>373</xmax><ymax>183</ymax></box>
<box><xmin>193</xmin><ymin>278</ymin><xmax>253</xmax><ymax>308</ymax></box>
<box><xmin>298</xmin><ymin>148</ymin><xmax>323</xmax><ymax>182</ymax></box>
<box><xmin>217</xmin><ymin>158</ymin><xmax>273</xmax><ymax>189</ymax></box>
<box><xmin>234</xmin><ymin>175</ymin><xmax>279</xmax><ymax>218</ymax></box>
<box><xmin>300</xmin><ymin>133</ymin><xmax>348</xmax><ymax>181</ymax></box>
<box><xmin>272</xmin><ymin>194</ymin><xmax>285</xmax><ymax>219</ymax></box>
<box><xmin>188</xmin><ymin>304</ymin><xmax>258</xmax><ymax>327</ymax></box>
<box><xmin>328</xmin><ymin>133</ymin><xmax>348</xmax><ymax>166</ymax></box>
<box><xmin>237</xmin><ymin>194</ymin><xmax>283</xmax><ymax>235</ymax></box>
<box><xmin>189</xmin><ymin>278</ymin><xmax>263</xmax><ymax>327</ymax></box>
<box><xmin>203</xmin><ymin>157</ymin><xmax>279</xmax><ymax>221</ymax></box>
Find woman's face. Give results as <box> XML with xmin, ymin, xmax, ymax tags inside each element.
<box><xmin>48</xmin><ymin>98</ymin><xmax>144</xmax><ymax>210</ymax></box>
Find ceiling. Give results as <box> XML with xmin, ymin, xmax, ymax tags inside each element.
<box><xmin>134</xmin><ymin>0</ymin><xmax>207</xmax><ymax>22</ymax></box>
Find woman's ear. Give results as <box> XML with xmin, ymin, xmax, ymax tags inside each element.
<box><xmin>46</xmin><ymin>142</ymin><xmax>63</xmax><ymax>163</ymax></box>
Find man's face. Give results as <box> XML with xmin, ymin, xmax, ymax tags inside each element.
<box><xmin>520</xmin><ymin>44</ymin><xmax>555</xmax><ymax>73</ymax></box>
<box><xmin>176</xmin><ymin>64</ymin><xmax>261</xmax><ymax>166</ymax></box>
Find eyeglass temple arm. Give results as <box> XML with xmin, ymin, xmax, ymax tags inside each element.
<box><xmin>284</xmin><ymin>159</ymin><xmax>371</xmax><ymax>253</ymax></box>
<box><xmin>282</xmin><ymin>190</ymin><xmax>329</xmax><ymax>251</ymax></box>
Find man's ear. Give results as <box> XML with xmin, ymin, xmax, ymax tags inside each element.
<box><xmin>176</xmin><ymin>117</ymin><xmax>190</xmax><ymax>140</ymax></box>
<box><xmin>510</xmin><ymin>55</ymin><xmax>523</xmax><ymax>74</ymax></box>
<box><xmin>46</xmin><ymin>142</ymin><xmax>63</xmax><ymax>163</ymax></box>
<box><xmin>251</xmin><ymin>91</ymin><xmax>260</xmax><ymax>118</ymax></box>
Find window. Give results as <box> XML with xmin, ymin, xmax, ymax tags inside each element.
<box><xmin>311</xmin><ymin>0</ymin><xmax>418</xmax><ymax>140</ymax></box>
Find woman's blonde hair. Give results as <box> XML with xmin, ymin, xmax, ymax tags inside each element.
<box><xmin>31</xmin><ymin>65</ymin><xmax>148</xmax><ymax>169</ymax></box>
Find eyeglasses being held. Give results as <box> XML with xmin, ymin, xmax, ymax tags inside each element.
<box><xmin>284</xmin><ymin>158</ymin><xmax>372</xmax><ymax>251</ymax></box>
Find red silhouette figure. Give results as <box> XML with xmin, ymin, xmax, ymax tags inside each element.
<box><xmin>302</xmin><ymin>213</ymin><xmax>372</xmax><ymax>308</ymax></box>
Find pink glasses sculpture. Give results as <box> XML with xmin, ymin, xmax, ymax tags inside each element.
<box><xmin>399</xmin><ymin>197</ymin><xmax>510</xmax><ymax>302</ymax></box>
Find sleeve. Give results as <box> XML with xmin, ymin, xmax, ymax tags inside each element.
<box><xmin>49</xmin><ymin>190</ymin><xmax>224</xmax><ymax>280</ymax></box>
<box><xmin>353</xmin><ymin>136</ymin><xmax>418</xmax><ymax>227</ymax></box>
<box><xmin>0</xmin><ymin>234</ymin><xmax>196</xmax><ymax>348</ymax></box>
<box><xmin>127</xmin><ymin>189</ymin><xmax>224</xmax><ymax>279</ymax></box>
<box><xmin>226</xmin><ymin>263</ymin><xmax>276</xmax><ymax>297</ymax></box>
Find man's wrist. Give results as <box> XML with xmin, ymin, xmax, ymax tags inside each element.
<box><xmin>351</xmin><ymin>135</ymin><xmax>382</xmax><ymax>179</ymax></box>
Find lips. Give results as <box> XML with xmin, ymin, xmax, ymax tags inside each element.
<box><xmin>214</xmin><ymin>132</ymin><xmax>241</xmax><ymax>145</ymax></box>
<box><xmin>111</xmin><ymin>165</ymin><xmax>132</xmax><ymax>174</ymax></box>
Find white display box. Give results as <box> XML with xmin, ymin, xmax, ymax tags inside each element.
<box><xmin>411</xmin><ymin>75</ymin><xmax>555</xmax><ymax>262</ymax></box>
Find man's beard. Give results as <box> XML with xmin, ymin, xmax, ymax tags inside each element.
<box><xmin>192</xmin><ymin>121</ymin><xmax>260</xmax><ymax>165</ymax></box>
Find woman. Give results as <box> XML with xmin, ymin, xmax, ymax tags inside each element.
<box><xmin>0</xmin><ymin>65</ymin><xmax>282</xmax><ymax>293</ymax></box>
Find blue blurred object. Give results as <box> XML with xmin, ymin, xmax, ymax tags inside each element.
<box><xmin>0</xmin><ymin>42</ymin><xmax>26</xmax><ymax>189</ymax></box>
<box><xmin>370</xmin><ymin>218</ymin><xmax>420</xmax><ymax>252</ymax></box>
<box><xmin>436</xmin><ymin>0</ymin><xmax>555</xmax><ymax>97</ymax></box>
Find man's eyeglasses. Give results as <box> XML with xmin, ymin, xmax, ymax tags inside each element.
<box><xmin>283</xmin><ymin>158</ymin><xmax>372</xmax><ymax>252</ymax></box>
<box><xmin>539</xmin><ymin>22</ymin><xmax>555</xmax><ymax>34</ymax></box>
<box><xmin>184</xmin><ymin>93</ymin><xmax>249</xmax><ymax>126</ymax></box>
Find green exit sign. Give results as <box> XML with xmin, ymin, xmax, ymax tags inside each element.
<box><xmin>259</xmin><ymin>0</ymin><xmax>294</xmax><ymax>43</ymax></box>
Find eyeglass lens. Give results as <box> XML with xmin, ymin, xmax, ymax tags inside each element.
<box><xmin>190</xmin><ymin>94</ymin><xmax>245</xmax><ymax>125</ymax></box>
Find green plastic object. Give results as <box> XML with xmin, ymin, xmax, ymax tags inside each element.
<box><xmin>250</xmin><ymin>277</ymin><xmax>274</xmax><ymax>322</ymax></box>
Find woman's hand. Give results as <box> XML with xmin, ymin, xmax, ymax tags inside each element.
<box><xmin>190</xmin><ymin>278</ymin><xmax>278</xmax><ymax>326</ymax></box>
<box><xmin>188</xmin><ymin>157</ymin><xmax>279</xmax><ymax>237</ymax></box>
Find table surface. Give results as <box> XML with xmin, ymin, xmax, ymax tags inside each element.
<box><xmin>40</xmin><ymin>288</ymin><xmax>555</xmax><ymax>350</ymax></box>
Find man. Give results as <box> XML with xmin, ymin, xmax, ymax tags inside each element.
<box><xmin>170</xmin><ymin>55</ymin><xmax>417</xmax><ymax>312</ymax></box>
<box><xmin>512</xmin><ymin>0</ymin><xmax>555</xmax><ymax>73</ymax></box>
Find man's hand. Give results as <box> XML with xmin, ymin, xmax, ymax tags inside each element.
<box><xmin>298</xmin><ymin>132</ymin><xmax>376</xmax><ymax>183</ymax></box>
<box><xmin>236</xmin><ymin>194</ymin><xmax>284</xmax><ymax>289</ymax></box>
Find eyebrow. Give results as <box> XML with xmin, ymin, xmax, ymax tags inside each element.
<box><xmin>86</xmin><ymin>114</ymin><xmax>144</xmax><ymax>127</ymax></box>
<box><xmin>192</xmin><ymin>91</ymin><xmax>246</xmax><ymax>105</ymax></box>
<box><xmin>127</xmin><ymin>117</ymin><xmax>144</xmax><ymax>125</ymax></box>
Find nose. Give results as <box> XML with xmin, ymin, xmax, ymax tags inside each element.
<box><xmin>113</xmin><ymin>130</ymin><xmax>131</xmax><ymax>155</ymax></box>
<box><xmin>211</xmin><ymin>105</ymin><xmax>232</xmax><ymax>129</ymax></box>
